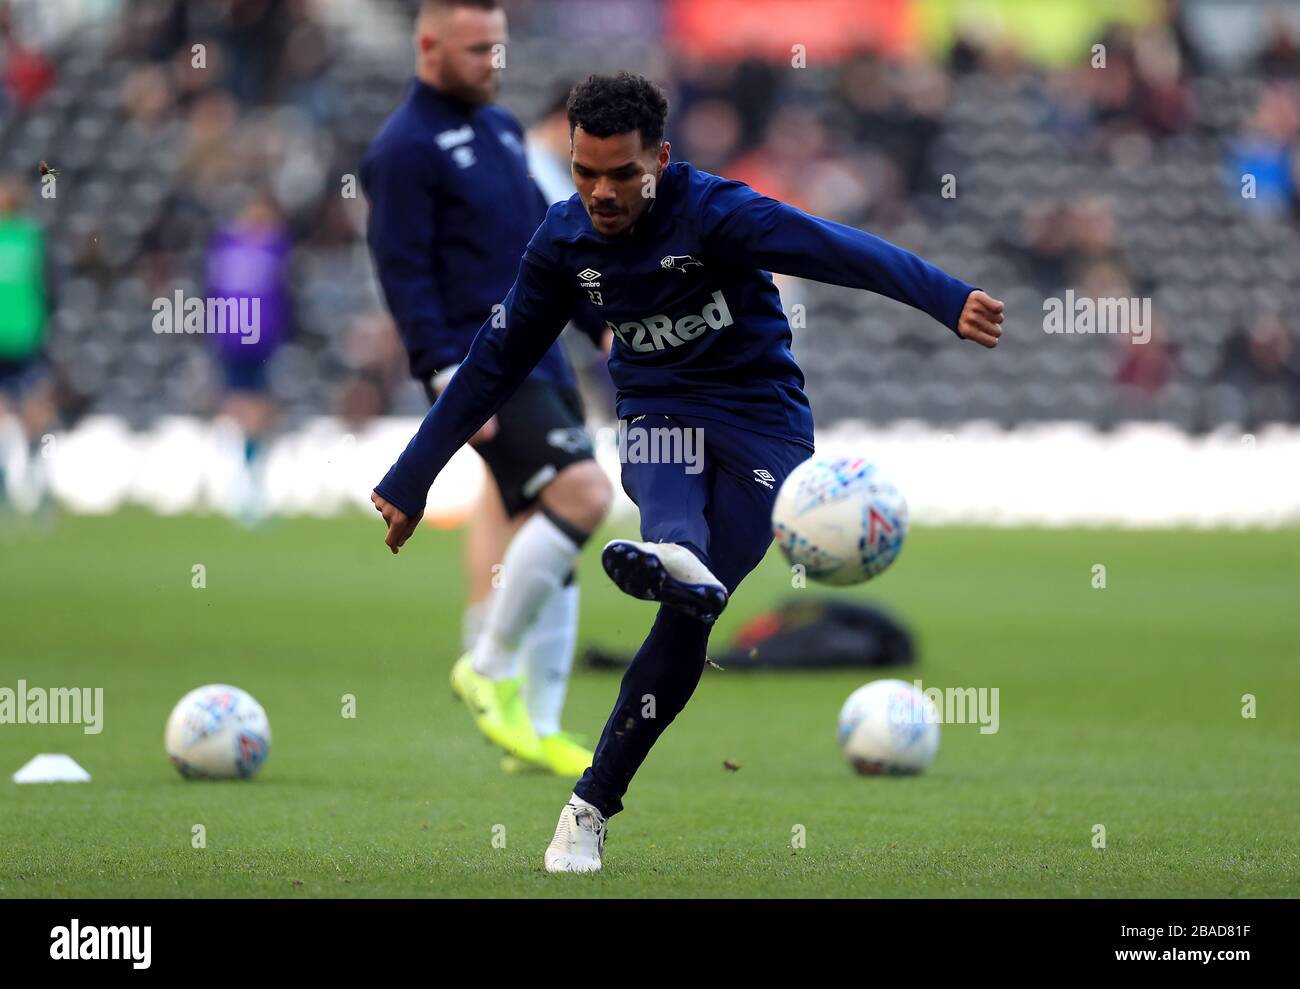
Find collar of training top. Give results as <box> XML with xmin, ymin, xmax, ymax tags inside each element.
<box><xmin>410</xmin><ymin>76</ymin><xmax>482</xmax><ymax>118</ymax></box>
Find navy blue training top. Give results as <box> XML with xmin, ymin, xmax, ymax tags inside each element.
<box><xmin>375</xmin><ymin>160</ymin><xmax>976</xmax><ymax>517</ymax></box>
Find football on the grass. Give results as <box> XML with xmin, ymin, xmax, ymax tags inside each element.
<box><xmin>165</xmin><ymin>684</ymin><xmax>271</xmax><ymax>780</ymax></box>
<box><xmin>837</xmin><ymin>679</ymin><xmax>940</xmax><ymax>775</ymax></box>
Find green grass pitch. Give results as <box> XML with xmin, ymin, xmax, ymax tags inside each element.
<box><xmin>1</xmin><ymin>511</ymin><xmax>1297</xmax><ymax>898</ymax></box>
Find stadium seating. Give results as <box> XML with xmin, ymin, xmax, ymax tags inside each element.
<box><xmin>2</xmin><ymin>3</ymin><xmax>1296</xmax><ymax>433</ymax></box>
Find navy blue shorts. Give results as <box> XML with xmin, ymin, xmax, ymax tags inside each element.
<box><xmin>619</xmin><ymin>413</ymin><xmax>814</xmax><ymax>595</ymax></box>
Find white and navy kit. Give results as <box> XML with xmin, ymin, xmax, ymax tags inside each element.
<box><xmin>375</xmin><ymin>160</ymin><xmax>977</xmax><ymax>816</ymax></box>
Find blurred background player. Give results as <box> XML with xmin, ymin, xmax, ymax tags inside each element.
<box><xmin>205</xmin><ymin>189</ymin><xmax>293</xmax><ymax>524</ymax></box>
<box><xmin>527</xmin><ymin>83</ymin><xmax>582</xmax><ymax>204</ymax></box>
<box><xmin>360</xmin><ymin>0</ymin><xmax>613</xmax><ymax>775</ymax></box>
<box><xmin>0</xmin><ymin>175</ymin><xmax>54</xmax><ymax>515</ymax></box>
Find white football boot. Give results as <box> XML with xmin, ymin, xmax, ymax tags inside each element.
<box><xmin>601</xmin><ymin>539</ymin><xmax>729</xmax><ymax>624</ymax></box>
<box><xmin>544</xmin><ymin>793</ymin><xmax>608</xmax><ymax>874</ymax></box>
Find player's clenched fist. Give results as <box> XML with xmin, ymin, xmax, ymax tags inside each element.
<box><xmin>957</xmin><ymin>290</ymin><xmax>1005</xmax><ymax>348</ymax></box>
<box><xmin>371</xmin><ymin>491</ymin><xmax>422</xmax><ymax>555</ymax></box>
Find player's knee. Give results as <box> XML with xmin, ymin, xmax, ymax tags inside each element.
<box><xmin>542</xmin><ymin>460</ymin><xmax>613</xmax><ymax>533</ymax></box>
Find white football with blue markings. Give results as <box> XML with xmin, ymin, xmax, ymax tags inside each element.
<box><xmin>772</xmin><ymin>455</ymin><xmax>909</xmax><ymax>586</ymax></box>
<box><xmin>165</xmin><ymin>684</ymin><xmax>271</xmax><ymax>780</ymax></box>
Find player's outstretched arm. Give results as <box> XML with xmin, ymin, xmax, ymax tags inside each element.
<box><xmin>705</xmin><ymin>191</ymin><xmax>1004</xmax><ymax>340</ymax></box>
<box><xmin>371</xmin><ymin>250</ymin><xmax>576</xmax><ymax>554</ymax></box>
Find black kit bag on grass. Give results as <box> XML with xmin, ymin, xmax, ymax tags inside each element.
<box><xmin>583</xmin><ymin>597</ymin><xmax>915</xmax><ymax>672</ymax></box>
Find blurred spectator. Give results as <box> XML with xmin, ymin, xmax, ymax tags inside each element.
<box><xmin>176</xmin><ymin>90</ymin><xmax>243</xmax><ymax>205</ymax></box>
<box><xmin>1213</xmin><ymin>312</ymin><xmax>1300</xmax><ymax>427</ymax></box>
<box><xmin>672</xmin><ymin>54</ymin><xmax>779</xmax><ymax>159</ymax></box>
<box><xmin>0</xmin><ymin>177</ymin><xmax>53</xmax><ymax>511</ymax></box>
<box><xmin>118</xmin><ymin>0</ymin><xmax>190</xmax><ymax>64</ymax></box>
<box><xmin>1225</xmin><ymin>83</ymin><xmax>1300</xmax><ymax>218</ymax></box>
<box><xmin>1</xmin><ymin>21</ymin><xmax>56</xmax><ymax>109</ymax></box>
<box><xmin>1116</xmin><ymin>315</ymin><xmax>1177</xmax><ymax>400</ymax></box>
<box><xmin>1010</xmin><ymin>197</ymin><xmax>1128</xmax><ymax>295</ymax></box>
<box><xmin>1258</xmin><ymin>11</ymin><xmax>1300</xmax><ymax>80</ymax></box>
<box><xmin>121</xmin><ymin>64</ymin><xmax>177</xmax><ymax>134</ymax></box>
<box><xmin>727</xmin><ymin>107</ymin><xmax>871</xmax><ymax>218</ymax></box>
<box><xmin>218</xmin><ymin>0</ymin><xmax>295</xmax><ymax>106</ymax></box>
<box><xmin>335</xmin><ymin>313</ymin><xmax>408</xmax><ymax>432</ymax></box>
<box><xmin>833</xmin><ymin>55</ymin><xmax>950</xmax><ymax>199</ymax></box>
<box><xmin>675</xmin><ymin>98</ymin><xmax>742</xmax><ymax>177</ymax></box>
<box><xmin>205</xmin><ymin>190</ymin><xmax>293</xmax><ymax>520</ymax></box>
<box><xmin>1131</xmin><ymin>25</ymin><xmax>1193</xmax><ymax>136</ymax></box>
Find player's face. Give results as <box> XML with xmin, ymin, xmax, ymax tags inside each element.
<box><xmin>431</xmin><ymin>8</ymin><xmax>506</xmax><ymax>105</ymax></box>
<box><xmin>571</xmin><ymin>127</ymin><xmax>669</xmax><ymax>237</ymax></box>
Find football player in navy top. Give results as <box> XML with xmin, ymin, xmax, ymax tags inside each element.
<box><xmin>371</xmin><ymin>72</ymin><xmax>1005</xmax><ymax>872</ymax></box>
<box><xmin>361</xmin><ymin>0</ymin><xmax>612</xmax><ymax>779</ymax></box>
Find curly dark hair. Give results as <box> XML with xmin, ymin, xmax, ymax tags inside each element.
<box><xmin>566</xmin><ymin>72</ymin><xmax>669</xmax><ymax>149</ymax></box>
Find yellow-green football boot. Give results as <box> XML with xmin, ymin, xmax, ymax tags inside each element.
<box><xmin>537</xmin><ymin>730</ymin><xmax>595</xmax><ymax>776</ymax></box>
<box><xmin>449</xmin><ymin>652</ymin><xmax>480</xmax><ymax>704</ymax></box>
<box><xmin>449</xmin><ymin>653</ymin><xmax>543</xmax><ymax>763</ymax></box>
<box><xmin>503</xmin><ymin>730</ymin><xmax>593</xmax><ymax>775</ymax></box>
